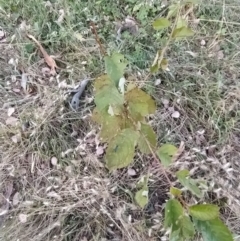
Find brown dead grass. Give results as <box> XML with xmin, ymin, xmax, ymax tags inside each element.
<box><xmin>0</xmin><ymin>42</ymin><xmax>168</xmax><ymax>240</ymax></box>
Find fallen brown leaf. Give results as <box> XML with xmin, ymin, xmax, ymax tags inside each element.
<box><xmin>27</xmin><ymin>34</ymin><xmax>58</xmax><ymax>75</ymax></box>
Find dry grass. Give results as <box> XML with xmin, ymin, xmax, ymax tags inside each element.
<box><xmin>1</xmin><ymin>0</ymin><xmax>240</xmax><ymax>240</ymax></box>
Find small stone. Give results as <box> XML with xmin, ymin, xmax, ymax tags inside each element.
<box><xmin>154</xmin><ymin>79</ymin><xmax>161</xmax><ymax>86</ymax></box>
<box><xmin>127</xmin><ymin>168</ymin><xmax>137</xmax><ymax>176</ymax></box>
<box><xmin>201</xmin><ymin>39</ymin><xmax>206</xmax><ymax>46</ymax></box>
<box><xmin>71</xmin><ymin>131</ymin><xmax>78</xmax><ymax>137</ymax></box>
<box><xmin>171</xmin><ymin>111</ymin><xmax>180</xmax><ymax>118</ymax></box>
<box><xmin>96</xmin><ymin>146</ymin><xmax>104</xmax><ymax>156</ymax></box>
<box><xmin>7</xmin><ymin>107</ymin><xmax>15</xmax><ymax>116</ymax></box>
<box><xmin>51</xmin><ymin>157</ymin><xmax>58</xmax><ymax>166</ymax></box>
<box><xmin>65</xmin><ymin>165</ymin><xmax>72</xmax><ymax>174</ymax></box>
<box><xmin>162</xmin><ymin>99</ymin><xmax>169</xmax><ymax>107</ymax></box>
<box><xmin>12</xmin><ymin>88</ymin><xmax>21</xmax><ymax>93</ymax></box>
<box><xmin>217</xmin><ymin>50</ymin><xmax>224</xmax><ymax>60</ymax></box>
<box><xmin>19</xmin><ymin>214</ymin><xmax>27</xmax><ymax>223</ymax></box>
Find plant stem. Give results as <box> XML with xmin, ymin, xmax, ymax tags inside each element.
<box><xmin>151</xmin><ymin>6</ymin><xmax>181</xmax><ymax>70</ymax></box>
<box><xmin>143</xmin><ymin>134</ymin><xmax>173</xmax><ymax>186</ymax></box>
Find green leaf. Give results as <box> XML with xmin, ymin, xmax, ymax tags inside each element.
<box><xmin>138</xmin><ymin>123</ymin><xmax>157</xmax><ymax>154</ymax></box>
<box><xmin>193</xmin><ymin>218</ymin><xmax>234</xmax><ymax>241</ymax></box>
<box><xmin>176</xmin><ymin>17</ymin><xmax>188</xmax><ymax>29</ymax></box>
<box><xmin>159</xmin><ymin>58</ymin><xmax>169</xmax><ymax>70</ymax></box>
<box><xmin>95</xmin><ymin>86</ymin><xmax>123</xmax><ymax>111</ymax></box>
<box><xmin>94</xmin><ymin>75</ymin><xmax>113</xmax><ymax>91</ymax></box>
<box><xmin>135</xmin><ymin>186</ymin><xmax>148</xmax><ymax>208</ymax></box>
<box><xmin>136</xmin><ymin>5</ymin><xmax>149</xmax><ymax>22</ymax></box>
<box><xmin>153</xmin><ymin>18</ymin><xmax>171</xmax><ymax>30</ymax></box>
<box><xmin>170</xmin><ymin>187</ymin><xmax>182</xmax><ymax>197</ymax></box>
<box><xmin>125</xmin><ymin>87</ymin><xmax>156</xmax><ymax>121</ymax></box>
<box><xmin>105</xmin><ymin>128</ymin><xmax>139</xmax><ymax>171</ymax></box>
<box><xmin>176</xmin><ymin>170</ymin><xmax>203</xmax><ymax>198</ymax></box>
<box><xmin>165</xmin><ymin>199</ymin><xmax>195</xmax><ymax>240</ymax></box>
<box><xmin>133</xmin><ymin>3</ymin><xmax>142</xmax><ymax>12</ymax></box>
<box><xmin>92</xmin><ymin>107</ymin><xmax>129</xmax><ymax>141</ymax></box>
<box><xmin>180</xmin><ymin>215</ymin><xmax>195</xmax><ymax>239</ymax></box>
<box><xmin>94</xmin><ymin>75</ymin><xmax>124</xmax><ymax>111</ymax></box>
<box><xmin>92</xmin><ymin>108</ymin><xmax>120</xmax><ymax>141</ymax></box>
<box><xmin>167</xmin><ymin>4</ymin><xmax>180</xmax><ymax>19</ymax></box>
<box><xmin>164</xmin><ymin>199</ymin><xmax>183</xmax><ymax>230</ymax></box>
<box><xmin>172</xmin><ymin>26</ymin><xmax>194</xmax><ymax>39</ymax></box>
<box><xmin>108</xmin><ymin>104</ymin><xmax>123</xmax><ymax>116</ymax></box>
<box><xmin>25</xmin><ymin>43</ymin><xmax>35</xmax><ymax>53</ymax></box>
<box><xmin>150</xmin><ymin>64</ymin><xmax>159</xmax><ymax>73</ymax></box>
<box><xmin>170</xmin><ymin>229</ymin><xmax>183</xmax><ymax>241</ymax></box>
<box><xmin>176</xmin><ymin>169</ymin><xmax>189</xmax><ymax>178</ymax></box>
<box><xmin>126</xmin><ymin>82</ymin><xmax>136</xmax><ymax>92</ymax></box>
<box><xmin>104</xmin><ymin>53</ymin><xmax>128</xmax><ymax>86</ymax></box>
<box><xmin>156</xmin><ymin>144</ymin><xmax>178</xmax><ymax>167</ymax></box>
<box><xmin>189</xmin><ymin>204</ymin><xmax>219</xmax><ymax>221</ymax></box>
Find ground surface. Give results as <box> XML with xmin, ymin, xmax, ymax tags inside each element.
<box><xmin>0</xmin><ymin>0</ymin><xmax>240</xmax><ymax>240</ymax></box>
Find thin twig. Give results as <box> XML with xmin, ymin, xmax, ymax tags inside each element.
<box><xmin>199</xmin><ymin>19</ymin><xmax>240</xmax><ymax>26</ymax></box>
<box><xmin>27</xmin><ymin>34</ymin><xmax>58</xmax><ymax>75</ymax></box>
<box><xmin>143</xmin><ymin>135</ymin><xmax>173</xmax><ymax>186</ymax></box>
<box><xmin>123</xmin><ymin>107</ymin><xmax>174</xmax><ymax>185</ymax></box>
<box><xmin>146</xmin><ymin>7</ymin><xmax>182</xmax><ymax>84</ymax></box>
<box><xmin>90</xmin><ymin>21</ymin><xmax>107</xmax><ymax>56</ymax></box>
<box><xmin>2</xmin><ymin>95</ymin><xmax>40</xmax><ymax>108</ymax></box>
<box><xmin>152</xmin><ymin>8</ymin><xmax>180</xmax><ymax>70</ymax></box>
